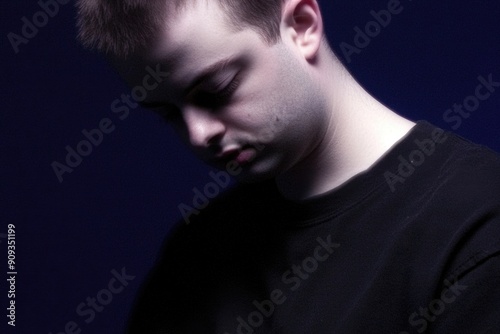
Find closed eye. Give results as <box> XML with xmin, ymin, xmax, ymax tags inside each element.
<box><xmin>139</xmin><ymin>71</ymin><xmax>241</xmax><ymax>121</ymax></box>
<box><xmin>213</xmin><ymin>75</ymin><xmax>240</xmax><ymax>102</ymax></box>
<box><xmin>191</xmin><ymin>72</ymin><xmax>241</xmax><ymax>107</ymax></box>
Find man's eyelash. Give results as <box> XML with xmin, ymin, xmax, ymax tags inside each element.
<box><xmin>213</xmin><ymin>75</ymin><xmax>240</xmax><ymax>101</ymax></box>
<box><xmin>213</xmin><ymin>74</ymin><xmax>240</xmax><ymax>100</ymax></box>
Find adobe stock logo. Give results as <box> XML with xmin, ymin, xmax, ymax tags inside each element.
<box><xmin>48</xmin><ymin>267</ymin><xmax>135</xmax><ymax>334</ymax></box>
<box><xmin>51</xmin><ymin>64</ymin><xmax>170</xmax><ymax>183</ymax></box>
<box><xmin>339</xmin><ymin>0</ymin><xmax>405</xmax><ymax>64</ymax></box>
<box><xmin>224</xmin><ymin>235</ymin><xmax>340</xmax><ymax>334</ymax></box>
<box><xmin>399</xmin><ymin>273</ymin><xmax>470</xmax><ymax>334</ymax></box>
<box><xmin>385</xmin><ymin>72</ymin><xmax>499</xmax><ymax>192</ymax></box>
<box><xmin>384</xmin><ymin>128</ymin><xmax>448</xmax><ymax>192</ymax></box>
<box><xmin>443</xmin><ymin>74</ymin><xmax>500</xmax><ymax>130</ymax></box>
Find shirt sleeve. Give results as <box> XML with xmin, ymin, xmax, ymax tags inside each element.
<box><xmin>427</xmin><ymin>252</ymin><xmax>500</xmax><ymax>333</ymax></box>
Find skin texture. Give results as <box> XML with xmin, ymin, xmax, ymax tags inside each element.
<box><xmin>115</xmin><ymin>0</ymin><xmax>415</xmax><ymax>200</ymax></box>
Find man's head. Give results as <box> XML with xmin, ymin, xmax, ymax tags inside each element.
<box><xmin>77</xmin><ymin>0</ymin><xmax>284</xmax><ymax>57</ymax></box>
<box><xmin>77</xmin><ymin>0</ymin><xmax>340</xmax><ymax>182</ymax></box>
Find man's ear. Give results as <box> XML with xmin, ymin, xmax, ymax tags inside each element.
<box><xmin>281</xmin><ymin>0</ymin><xmax>323</xmax><ymax>61</ymax></box>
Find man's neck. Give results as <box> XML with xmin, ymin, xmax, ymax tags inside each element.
<box><xmin>275</xmin><ymin>60</ymin><xmax>416</xmax><ymax>201</ymax></box>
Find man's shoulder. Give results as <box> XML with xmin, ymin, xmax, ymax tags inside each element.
<box><xmin>406</xmin><ymin>127</ymin><xmax>500</xmax><ymax>278</ymax></box>
<box><xmin>395</xmin><ymin>122</ymin><xmax>500</xmax><ymax>204</ymax></box>
<box><xmin>380</xmin><ymin>123</ymin><xmax>500</xmax><ymax>280</ymax></box>
<box><xmin>428</xmin><ymin>129</ymin><xmax>500</xmax><ymax>206</ymax></box>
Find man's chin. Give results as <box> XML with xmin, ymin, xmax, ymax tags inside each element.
<box><xmin>235</xmin><ymin>173</ymin><xmax>270</xmax><ymax>184</ymax></box>
<box><xmin>232</xmin><ymin>164</ymin><xmax>279</xmax><ymax>184</ymax></box>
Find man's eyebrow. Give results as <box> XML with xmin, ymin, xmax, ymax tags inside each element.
<box><xmin>182</xmin><ymin>57</ymin><xmax>234</xmax><ymax>96</ymax></box>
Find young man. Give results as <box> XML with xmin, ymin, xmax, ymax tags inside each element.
<box><xmin>77</xmin><ymin>0</ymin><xmax>500</xmax><ymax>332</ymax></box>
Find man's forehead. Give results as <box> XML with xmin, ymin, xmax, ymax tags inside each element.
<box><xmin>111</xmin><ymin>1</ymin><xmax>232</xmax><ymax>78</ymax></box>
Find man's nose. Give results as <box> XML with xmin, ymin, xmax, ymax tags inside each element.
<box><xmin>183</xmin><ymin>106</ymin><xmax>226</xmax><ymax>148</ymax></box>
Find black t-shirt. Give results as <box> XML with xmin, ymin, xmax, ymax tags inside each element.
<box><xmin>127</xmin><ymin>121</ymin><xmax>500</xmax><ymax>333</ymax></box>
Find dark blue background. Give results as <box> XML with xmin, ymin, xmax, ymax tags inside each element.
<box><xmin>1</xmin><ymin>1</ymin><xmax>499</xmax><ymax>333</ymax></box>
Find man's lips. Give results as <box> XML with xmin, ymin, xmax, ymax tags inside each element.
<box><xmin>215</xmin><ymin>147</ymin><xmax>257</xmax><ymax>166</ymax></box>
<box><xmin>234</xmin><ymin>148</ymin><xmax>257</xmax><ymax>166</ymax></box>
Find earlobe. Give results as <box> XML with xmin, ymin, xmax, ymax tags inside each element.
<box><xmin>282</xmin><ymin>0</ymin><xmax>323</xmax><ymax>61</ymax></box>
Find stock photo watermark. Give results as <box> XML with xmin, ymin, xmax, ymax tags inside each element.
<box><xmin>338</xmin><ymin>0</ymin><xmax>405</xmax><ymax>64</ymax></box>
<box><xmin>5</xmin><ymin>225</ymin><xmax>16</xmax><ymax>327</ymax></box>
<box><xmin>385</xmin><ymin>72</ymin><xmax>499</xmax><ymax>192</ymax></box>
<box><xmin>442</xmin><ymin>74</ymin><xmax>500</xmax><ymax>130</ymax></box>
<box><xmin>398</xmin><ymin>262</ymin><xmax>474</xmax><ymax>334</ymax></box>
<box><xmin>384</xmin><ymin>127</ymin><xmax>448</xmax><ymax>192</ymax></box>
<box><xmin>51</xmin><ymin>64</ymin><xmax>170</xmax><ymax>183</ymax></box>
<box><xmin>7</xmin><ymin>0</ymin><xmax>71</xmax><ymax>54</ymax></box>
<box><xmin>48</xmin><ymin>267</ymin><xmax>135</xmax><ymax>334</ymax></box>
<box><xmin>224</xmin><ymin>235</ymin><xmax>340</xmax><ymax>334</ymax></box>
